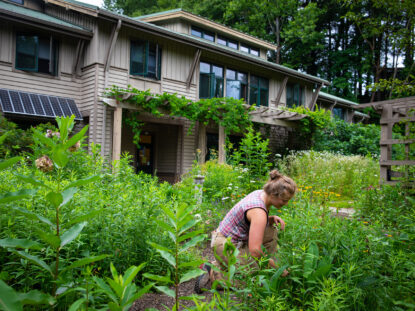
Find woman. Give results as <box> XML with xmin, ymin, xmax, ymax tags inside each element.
<box><xmin>195</xmin><ymin>170</ymin><xmax>297</xmax><ymax>293</ymax></box>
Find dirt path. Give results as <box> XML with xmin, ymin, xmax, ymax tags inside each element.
<box><xmin>131</xmin><ymin>246</ymin><xmax>215</xmax><ymax>311</ymax></box>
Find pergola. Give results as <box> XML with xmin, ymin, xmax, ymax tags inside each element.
<box><xmin>355</xmin><ymin>96</ymin><xmax>415</xmax><ymax>185</ymax></box>
<box><xmin>102</xmin><ymin>96</ymin><xmax>306</xmax><ymax>165</ymax></box>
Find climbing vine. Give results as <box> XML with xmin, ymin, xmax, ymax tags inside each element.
<box><xmin>105</xmin><ymin>85</ymin><xmax>254</xmax><ymax>146</ymax></box>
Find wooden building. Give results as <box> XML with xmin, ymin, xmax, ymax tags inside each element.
<box><xmin>0</xmin><ymin>0</ymin><xmax>362</xmax><ymax>181</ymax></box>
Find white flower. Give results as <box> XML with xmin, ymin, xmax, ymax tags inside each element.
<box><xmin>275</xmin><ymin>153</ymin><xmax>282</xmax><ymax>158</ymax></box>
<box><xmin>238</xmin><ymin>175</ymin><xmax>243</xmax><ymax>179</ymax></box>
<box><xmin>250</xmin><ymin>180</ymin><xmax>256</xmax><ymax>183</ymax></box>
<box><xmin>222</xmin><ymin>197</ymin><xmax>229</xmax><ymax>201</ymax></box>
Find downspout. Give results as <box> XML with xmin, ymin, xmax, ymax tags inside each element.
<box><xmin>102</xmin><ymin>19</ymin><xmax>122</xmax><ymax>157</ymax></box>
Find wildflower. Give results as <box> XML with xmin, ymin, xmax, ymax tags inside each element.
<box><xmin>35</xmin><ymin>155</ymin><xmax>53</xmax><ymax>172</ymax></box>
<box><xmin>387</xmin><ymin>234</ymin><xmax>392</xmax><ymax>238</ymax></box>
<box><xmin>69</xmin><ymin>141</ymin><xmax>81</xmax><ymax>152</ymax></box>
<box><xmin>222</xmin><ymin>197</ymin><xmax>229</xmax><ymax>201</ymax></box>
<box><xmin>363</xmin><ymin>250</ymin><xmax>368</xmax><ymax>253</ymax></box>
<box><xmin>250</xmin><ymin>180</ymin><xmax>256</xmax><ymax>183</ymax></box>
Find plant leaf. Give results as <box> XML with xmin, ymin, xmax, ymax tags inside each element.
<box><xmin>15</xmin><ymin>174</ymin><xmax>51</xmax><ymax>189</ymax></box>
<box><xmin>154</xmin><ymin>286</ymin><xmax>175</xmax><ymax>298</ymax></box>
<box><xmin>0</xmin><ymin>238</ymin><xmax>43</xmax><ymax>250</ymax></box>
<box><xmin>94</xmin><ymin>277</ymin><xmax>118</xmax><ymax>303</ymax></box>
<box><xmin>60</xmin><ymin>222</ymin><xmax>87</xmax><ymax>248</ymax></box>
<box><xmin>60</xmin><ymin>187</ymin><xmax>78</xmax><ymax>207</ymax></box>
<box><xmin>178</xmin><ymin>259</ymin><xmax>205</xmax><ymax>269</ymax></box>
<box><xmin>13</xmin><ymin>250</ymin><xmax>53</xmax><ymax>276</ymax></box>
<box><xmin>0</xmin><ymin>280</ymin><xmax>23</xmax><ymax>311</ymax></box>
<box><xmin>178</xmin><ymin>219</ymin><xmax>198</xmax><ymax>235</ymax></box>
<box><xmin>33</xmin><ymin>130</ymin><xmax>54</xmax><ymax>148</ymax></box>
<box><xmin>303</xmin><ymin>242</ymin><xmax>319</xmax><ymax>279</ymax></box>
<box><xmin>270</xmin><ymin>264</ymin><xmax>289</xmax><ymax>290</ymax></box>
<box><xmin>148</xmin><ymin>242</ymin><xmax>175</xmax><ymax>267</ymax></box>
<box><xmin>177</xmin><ymin>229</ymin><xmax>204</xmax><ymax>243</ymax></box>
<box><xmin>46</xmin><ymin>191</ymin><xmax>63</xmax><ymax>208</ymax></box>
<box><xmin>0</xmin><ymin>189</ymin><xmax>37</xmax><ymax>204</ymax></box>
<box><xmin>63</xmin><ymin>125</ymin><xmax>89</xmax><ymax>149</ymax></box>
<box><xmin>34</xmin><ymin>231</ymin><xmax>60</xmax><ymax>249</ymax></box>
<box><xmin>179</xmin><ymin>268</ymin><xmax>205</xmax><ymax>284</ymax></box>
<box><xmin>0</xmin><ymin>156</ymin><xmax>22</xmax><ymax>171</ymax></box>
<box><xmin>52</xmin><ymin>147</ymin><xmax>69</xmax><ymax>169</ymax></box>
<box><xmin>110</xmin><ymin>262</ymin><xmax>119</xmax><ymax>281</ymax></box>
<box><xmin>143</xmin><ymin>273</ymin><xmax>173</xmax><ymax>284</ymax></box>
<box><xmin>68</xmin><ymin>298</ymin><xmax>86</xmax><ymax>311</ymax></box>
<box><xmin>64</xmin><ymin>210</ymin><xmax>101</xmax><ymax>228</ymax></box>
<box><xmin>179</xmin><ymin>235</ymin><xmax>205</xmax><ymax>254</ymax></box>
<box><xmin>17</xmin><ymin>290</ymin><xmax>55</xmax><ymax>306</ymax></box>
<box><xmin>125</xmin><ymin>283</ymin><xmax>153</xmax><ymax>306</ymax></box>
<box><xmin>60</xmin><ymin>255</ymin><xmax>111</xmax><ymax>274</ymax></box>
<box><xmin>64</xmin><ymin>175</ymin><xmax>100</xmax><ymax>191</ymax></box>
<box><xmin>123</xmin><ymin>263</ymin><xmax>146</xmax><ymax>287</ymax></box>
<box><xmin>11</xmin><ymin>207</ymin><xmax>53</xmax><ymax>227</ymax></box>
<box><xmin>106</xmin><ymin>278</ymin><xmax>123</xmax><ymax>298</ymax></box>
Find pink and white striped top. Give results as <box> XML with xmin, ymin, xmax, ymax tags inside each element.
<box><xmin>218</xmin><ymin>190</ymin><xmax>268</xmax><ymax>243</ymax></box>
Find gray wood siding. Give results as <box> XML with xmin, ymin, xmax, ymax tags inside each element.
<box><xmin>182</xmin><ymin>119</ymin><xmax>196</xmax><ymax>173</ymax></box>
<box><xmin>162</xmin><ymin>79</ymin><xmax>197</xmax><ymax>101</ymax></box>
<box><xmin>0</xmin><ymin>63</ymin><xmax>81</xmax><ymax>100</ymax></box>
<box><xmin>45</xmin><ymin>5</ymin><xmax>96</xmax><ymax>30</ymax></box>
<box><xmin>163</xmin><ymin>43</ymin><xmax>196</xmax><ymax>83</ymax></box>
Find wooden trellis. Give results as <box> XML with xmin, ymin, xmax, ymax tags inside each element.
<box><xmin>356</xmin><ymin>96</ymin><xmax>415</xmax><ymax>185</ymax></box>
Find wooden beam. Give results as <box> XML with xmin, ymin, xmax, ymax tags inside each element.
<box><xmin>218</xmin><ymin>125</ymin><xmax>226</xmax><ymax>164</ymax></box>
<box><xmin>186</xmin><ymin>49</ymin><xmax>201</xmax><ymax>90</ymax></box>
<box><xmin>308</xmin><ymin>83</ymin><xmax>323</xmax><ymax>111</ymax></box>
<box><xmin>105</xmin><ymin>19</ymin><xmax>122</xmax><ymax>72</ymax></box>
<box><xmin>380</xmin><ymin>105</ymin><xmax>393</xmax><ymax>183</ymax></box>
<box><xmin>380</xmin><ymin>160</ymin><xmax>415</xmax><ymax>166</ymax></box>
<box><xmin>379</xmin><ymin>116</ymin><xmax>415</xmax><ymax>124</ymax></box>
<box><xmin>329</xmin><ymin>100</ymin><xmax>337</xmax><ymax>112</ymax></box>
<box><xmin>72</xmin><ymin>39</ymin><xmax>84</xmax><ymax>77</ymax></box>
<box><xmin>380</xmin><ymin>138</ymin><xmax>415</xmax><ymax>145</ymax></box>
<box><xmin>112</xmin><ymin>104</ymin><xmax>122</xmax><ymax>163</ymax></box>
<box><xmin>197</xmin><ymin>122</ymin><xmax>207</xmax><ymax>165</ymax></box>
<box><xmin>274</xmin><ymin>76</ymin><xmax>288</xmax><ymax>106</ymax></box>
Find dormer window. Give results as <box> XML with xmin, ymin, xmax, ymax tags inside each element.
<box><xmin>217</xmin><ymin>36</ymin><xmax>238</xmax><ymax>50</ymax></box>
<box><xmin>191</xmin><ymin>26</ymin><xmax>214</xmax><ymax>42</ymax></box>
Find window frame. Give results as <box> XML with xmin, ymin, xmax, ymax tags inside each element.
<box><xmin>130</xmin><ymin>39</ymin><xmax>162</xmax><ymax>80</ymax></box>
<box><xmin>199</xmin><ymin>62</ymin><xmax>224</xmax><ymax>99</ymax></box>
<box><xmin>249</xmin><ymin>75</ymin><xmax>269</xmax><ymax>107</ymax></box>
<box><xmin>240</xmin><ymin>43</ymin><xmax>260</xmax><ymax>56</ymax></box>
<box><xmin>191</xmin><ymin>26</ymin><xmax>215</xmax><ymax>42</ymax></box>
<box><xmin>225</xmin><ymin>69</ymin><xmax>247</xmax><ymax>100</ymax></box>
<box><xmin>286</xmin><ymin>83</ymin><xmax>305</xmax><ymax>108</ymax></box>
<box><xmin>15</xmin><ymin>33</ymin><xmax>58</xmax><ymax>76</ymax></box>
<box><xmin>217</xmin><ymin>35</ymin><xmax>238</xmax><ymax>50</ymax></box>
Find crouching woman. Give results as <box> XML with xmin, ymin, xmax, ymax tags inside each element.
<box><xmin>195</xmin><ymin>170</ymin><xmax>297</xmax><ymax>293</ymax></box>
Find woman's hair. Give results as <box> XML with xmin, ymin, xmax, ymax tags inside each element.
<box><xmin>263</xmin><ymin>170</ymin><xmax>297</xmax><ymax>199</ymax></box>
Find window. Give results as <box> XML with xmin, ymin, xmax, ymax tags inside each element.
<box><xmin>191</xmin><ymin>26</ymin><xmax>214</xmax><ymax>42</ymax></box>
<box><xmin>226</xmin><ymin>69</ymin><xmax>247</xmax><ymax>100</ymax></box>
<box><xmin>8</xmin><ymin>0</ymin><xmax>23</xmax><ymax>4</ymax></box>
<box><xmin>332</xmin><ymin>107</ymin><xmax>345</xmax><ymax>120</ymax></box>
<box><xmin>249</xmin><ymin>75</ymin><xmax>268</xmax><ymax>106</ymax></box>
<box><xmin>16</xmin><ymin>34</ymin><xmax>58</xmax><ymax>75</ymax></box>
<box><xmin>240</xmin><ymin>44</ymin><xmax>259</xmax><ymax>56</ymax></box>
<box><xmin>199</xmin><ymin>62</ymin><xmax>224</xmax><ymax>99</ymax></box>
<box><xmin>286</xmin><ymin>83</ymin><xmax>305</xmax><ymax>107</ymax></box>
<box><xmin>130</xmin><ymin>40</ymin><xmax>161</xmax><ymax>79</ymax></box>
<box><xmin>217</xmin><ymin>36</ymin><xmax>238</xmax><ymax>50</ymax></box>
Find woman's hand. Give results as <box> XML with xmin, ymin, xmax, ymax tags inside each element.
<box><xmin>269</xmin><ymin>215</ymin><xmax>285</xmax><ymax>230</ymax></box>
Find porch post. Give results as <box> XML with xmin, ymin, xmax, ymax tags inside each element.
<box><xmin>380</xmin><ymin>105</ymin><xmax>392</xmax><ymax>183</ymax></box>
<box><xmin>112</xmin><ymin>103</ymin><xmax>122</xmax><ymax>162</ymax></box>
<box><xmin>218</xmin><ymin>125</ymin><xmax>226</xmax><ymax>164</ymax></box>
<box><xmin>197</xmin><ymin>122</ymin><xmax>207</xmax><ymax>164</ymax></box>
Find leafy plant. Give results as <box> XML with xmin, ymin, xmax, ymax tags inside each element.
<box><xmin>144</xmin><ymin>199</ymin><xmax>207</xmax><ymax>310</ymax></box>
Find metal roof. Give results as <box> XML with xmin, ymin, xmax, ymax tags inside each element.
<box><xmin>318</xmin><ymin>91</ymin><xmax>358</xmax><ymax>106</ymax></box>
<box><xmin>0</xmin><ymin>0</ymin><xmax>92</xmax><ymax>34</ymax></box>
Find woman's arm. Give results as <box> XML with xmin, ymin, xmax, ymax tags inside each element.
<box><xmin>246</xmin><ymin>208</ymin><xmax>268</xmax><ymax>259</ymax></box>
<box><xmin>268</xmin><ymin>215</ymin><xmax>286</xmax><ymax>230</ymax></box>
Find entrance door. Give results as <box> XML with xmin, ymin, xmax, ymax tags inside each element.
<box><xmin>137</xmin><ymin>134</ymin><xmax>154</xmax><ymax>174</ymax></box>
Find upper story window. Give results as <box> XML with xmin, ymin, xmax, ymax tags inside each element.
<box><xmin>199</xmin><ymin>62</ymin><xmax>224</xmax><ymax>99</ymax></box>
<box><xmin>226</xmin><ymin>69</ymin><xmax>247</xmax><ymax>100</ymax></box>
<box><xmin>8</xmin><ymin>0</ymin><xmax>24</xmax><ymax>4</ymax></box>
<box><xmin>249</xmin><ymin>75</ymin><xmax>268</xmax><ymax>106</ymax></box>
<box><xmin>286</xmin><ymin>83</ymin><xmax>305</xmax><ymax>107</ymax></box>
<box><xmin>191</xmin><ymin>26</ymin><xmax>214</xmax><ymax>42</ymax></box>
<box><xmin>16</xmin><ymin>34</ymin><xmax>58</xmax><ymax>75</ymax></box>
<box><xmin>130</xmin><ymin>40</ymin><xmax>162</xmax><ymax>80</ymax></box>
<box><xmin>240</xmin><ymin>44</ymin><xmax>259</xmax><ymax>56</ymax></box>
<box><xmin>332</xmin><ymin>107</ymin><xmax>345</xmax><ymax>120</ymax></box>
<box><xmin>217</xmin><ymin>36</ymin><xmax>238</xmax><ymax>50</ymax></box>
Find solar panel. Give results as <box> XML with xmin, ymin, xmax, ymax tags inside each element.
<box><xmin>59</xmin><ymin>98</ymin><xmax>73</xmax><ymax>117</ymax></box>
<box><xmin>0</xmin><ymin>89</ymin><xmax>82</xmax><ymax>121</ymax></box>
<box><xmin>0</xmin><ymin>89</ymin><xmax>13</xmax><ymax>112</ymax></box>
<box><xmin>20</xmin><ymin>93</ymin><xmax>35</xmax><ymax>115</ymax></box>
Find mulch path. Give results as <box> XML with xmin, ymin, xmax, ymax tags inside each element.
<box><xmin>130</xmin><ymin>246</ymin><xmax>215</xmax><ymax>311</ymax></box>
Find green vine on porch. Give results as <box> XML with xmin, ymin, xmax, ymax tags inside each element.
<box><xmin>105</xmin><ymin>85</ymin><xmax>254</xmax><ymax>146</ymax></box>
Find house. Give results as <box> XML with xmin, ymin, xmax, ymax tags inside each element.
<box><xmin>0</xmin><ymin>0</ymin><xmax>361</xmax><ymax>182</ymax></box>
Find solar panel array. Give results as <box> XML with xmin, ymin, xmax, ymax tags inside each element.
<box><xmin>0</xmin><ymin>88</ymin><xmax>83</xmax><ymax>120</ymax></box>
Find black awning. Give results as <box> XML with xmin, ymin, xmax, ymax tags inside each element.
<box><xmin>0</xmin><ymin>88</ymin><xmax>82</xmax><ymax>121</ymax></box>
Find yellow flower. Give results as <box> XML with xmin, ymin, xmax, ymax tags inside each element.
<box><xmin>387</xmin><ymin>234</ymin><xmax>392</xmax><ymax>237</ymax></box>
<box><xmin>363</xmin><ymin>250</ymin><xmax>368</xmax><ymax>253</ymax></box>
<box><xmin>363</xmin><ymin>221</ymin><xmax>368</xmax><ymax>224</ymax></box>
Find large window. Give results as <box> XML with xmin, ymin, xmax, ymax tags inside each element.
<box><xmin>191</xmin><ymin>26</ymin><xmax>215</xmax><ymax>42</ymax></box>
<box><xmin>217</xmin><ymin>36</ymin><xmax>238</xmax><ymax>50</ymax></box>
<box><xmin>130</xmin><ymin>40</ymin><xmax>162</xmax><ymax>79</ymax></box>
<box><xmin>332</xmin><ymin>107</ymin><xmax>345</xmax><ymax>120</ymax></box>
<box><xmin>286</xmin><ymin>83</ymin><xmax>305</xmax><ymax>107</ymax></box>
<box><xmin>226</xmin><ymin>69</ymin><xmax>247</xmax><ymax>100</ymax></box>
<box><xmin>249</xmin><ymin>75</ymin><xmax>268</xmax><ymax>106</ymax></box>
<box><xmin>16</xmin><ymin>34</ymin><xmax>58</xmax><ymax>75</ymax></box>
<box><xmin>199</xmin><ymin>62</ymin><xmax>224</xmax><ymax>99</ymax></box>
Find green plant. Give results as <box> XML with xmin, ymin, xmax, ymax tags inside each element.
<box><xmin>144</xmin><ymin>199</ymin><xmax>207</xmax><ymax>310</ymax></box>
<box><xmin>0</xmin><ymin>116</ymin><xmax>107</xmax><ymax>306</ymax></box>
<box><xmin>93</xmin><ymin>263</ymin><xmax>152</xmax><ymax>311</ymax></box>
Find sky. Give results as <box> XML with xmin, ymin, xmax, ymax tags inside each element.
<box><xmin>77</xmin><ymin>0</ymin><xmax>103</xmax><ymax>7</ymax></box>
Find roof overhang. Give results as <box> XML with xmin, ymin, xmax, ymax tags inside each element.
<box><xmin>0</xmin><ymin>2</ymin><xmax>93</xmax><ymax>40</ymax></box>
